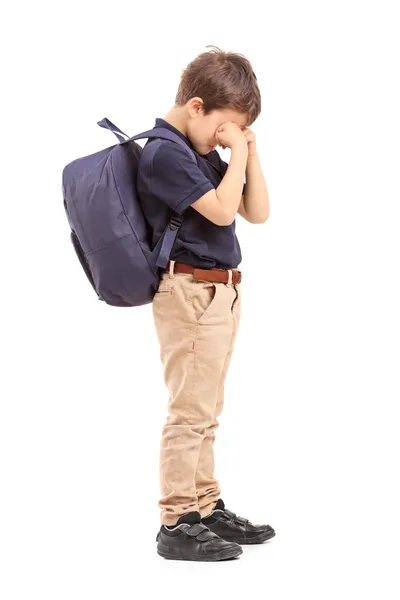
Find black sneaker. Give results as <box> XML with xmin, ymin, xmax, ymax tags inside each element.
<box><xmin>201</xmin><ymin>499</ymin><xmax>276</xmax><ymax>545</ymax></box>
<box><xmin>156</xmin><ymin>510</ymin><xmax>243</xmax><ymax>561</ymax></box>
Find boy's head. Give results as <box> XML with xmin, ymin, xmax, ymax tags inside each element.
<box><xmin>171</xmin><ymin>46</ymin><xmax>261</xmax><ymax>156</ymax></box>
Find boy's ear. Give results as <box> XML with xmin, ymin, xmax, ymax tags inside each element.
<box><xmin>187</xmin><ymin>97</ymin><xmax>204</xmax><ymax>117</ymax></box>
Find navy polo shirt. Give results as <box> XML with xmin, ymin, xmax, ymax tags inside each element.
<box><xmin>136</xmin><ymin>117</ymin><xmax>245</xmax><ymax>270</ymax></box>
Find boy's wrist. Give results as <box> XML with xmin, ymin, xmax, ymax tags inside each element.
<box><xmin>246</xmin><ymin>149</ymin><xmax>259</xmax><ymax>160</ymax></box>
<box><xmin>231</xmin><ymin>140</ymin><xmax>248</xmax><ymax>156</ymax></box>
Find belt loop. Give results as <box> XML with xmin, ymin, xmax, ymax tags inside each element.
<box><xmin>168</xmin><ymin>260</ymin><xmax>176</xmax><ymax>278</ymax></box>
<box><xmin>226</xmin><ymin>269</ymin><xmax>233</xmax><ymax>287</ymax></box>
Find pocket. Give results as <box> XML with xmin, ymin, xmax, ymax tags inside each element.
<box><xmin>231</xmin><ymin>283</ymin><xmax>241</xmax><ymax>314</ymax></box>
<box><xmin>189</xmin><ymin>280</ymin><xmax>218</xmax><ymax>323</ymax></box>
<box><xmin>154</xmin><ymin>273</ymin><xmax>172</xmax><ymax>295</ymax></box>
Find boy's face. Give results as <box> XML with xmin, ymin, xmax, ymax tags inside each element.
<box><xmin>188</xmin><ymin>106</ymin><xmax>249</xmax><ymax>156</ymax></box>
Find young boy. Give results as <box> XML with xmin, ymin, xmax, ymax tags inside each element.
<box><xmin>137</xmin><ymin>46</ymin><xmax>273</xmax><ymax>561</ymax></box>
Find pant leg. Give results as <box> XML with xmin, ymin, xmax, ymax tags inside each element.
<box><xmin>152</xmin><ymin>271</ymin><xmax>239</xmax><ymax>526</ymax></box>
<box><xmin>195</xmin><ymin>282</ymin><xmax>242</xmax><ymax>517</ymax></box>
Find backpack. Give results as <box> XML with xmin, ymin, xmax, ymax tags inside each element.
<box><xmin>61</xmin><ymin>117</ymin><xmax>198</xmax><ymax>307</ymax></box>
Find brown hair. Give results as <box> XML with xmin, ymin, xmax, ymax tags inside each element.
<box><xmin>175</xmin><ymin>45</ymin><xmax>261</xmax><ymax>126</ymax></box>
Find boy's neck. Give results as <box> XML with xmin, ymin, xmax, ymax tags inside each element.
<box><xmin>162</xmin><ymin>107</ymin><xmax>190</xmax><ymax>138</ymax></box>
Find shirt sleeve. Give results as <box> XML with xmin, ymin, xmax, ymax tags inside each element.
<box><xmin>150</xmin><ymin>142</ymin><xmax>215</xmax><ymax>215</ymax></box>
<box><xmin>218</xmin><ymin>156</ymin><xmax>246</xmax><ymax>195</ymax></box>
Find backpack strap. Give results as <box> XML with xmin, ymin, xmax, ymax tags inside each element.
<box><xmin>97</xmin><ymin>119</ymin><xmax>197</xmax><ymax>270</ymax></box>
<box><xmin>155</xmin><ymin>213</ymin><xmax>183</xmax><ymax>268</ymax></box>
<box><xmin>130</xmin><ymin>127</ymin><xmax>198</xmax><ymax>269</ymax></box>
<box><xmin>130</xmin><ymin>127</ymin><xmax>197</xmax><ymax>163</ymax></box>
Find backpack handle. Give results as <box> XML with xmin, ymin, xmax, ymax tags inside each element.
<box><xmin>97</xmin><ymin>117</ymin><xmax>130</xmax><ymax>143</ymax></box>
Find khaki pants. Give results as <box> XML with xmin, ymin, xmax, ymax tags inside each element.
<box><xmin>152</xmin><ymin>262</ymin><xmax>242</xmax><ymax>526</ymax></box>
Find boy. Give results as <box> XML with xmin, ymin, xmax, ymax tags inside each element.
<box><xmin>137</xmin><ymin>46</ymin><xmax>273</xmax><ymax>561</ymax></box>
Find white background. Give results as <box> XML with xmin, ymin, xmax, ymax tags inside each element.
<box><xmin>1</xmin><ymin>1</ymin><xmax>400</xmax><ymax>598</ymax></box>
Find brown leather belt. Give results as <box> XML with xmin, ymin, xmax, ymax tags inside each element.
<box><xmin>163</xmin><ymin>260</ymin><xmax>242</xmax><ymax>284</ymax></box>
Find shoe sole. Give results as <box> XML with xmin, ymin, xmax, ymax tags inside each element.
<box><xmin>157</xmin><ymin>543</ymin><xmax>243</xmax><ymax>561</ymax></box>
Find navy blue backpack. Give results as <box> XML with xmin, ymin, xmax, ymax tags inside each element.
<box><xmin>62</xmin><ymin>117</ymin><xmax>197</xmax><ymax>307</ymax></box>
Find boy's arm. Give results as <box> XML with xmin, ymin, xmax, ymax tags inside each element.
<box><xmin>237</xmin><ymin>151</ymin><xmax>270</xmax><ymax>224</ymax></box>
<box><xmin>191</xmin><ymin>142</ymin><xmax>247</xmax><ymax>226</ymax></box>
<box><xmin>213</xmin><ymin>142</ymin><xmax>249</xmax><ymax>225</ymax></box>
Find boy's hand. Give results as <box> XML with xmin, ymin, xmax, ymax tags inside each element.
<box><xmin>214</xmin><ymin>121</ymin><xmax>247</xmax><ymax>152</ymax></box>
<box><xmin>242</xmin><ymin>127</ymin><xmax>257</xmax><ymax>157</ymax></box>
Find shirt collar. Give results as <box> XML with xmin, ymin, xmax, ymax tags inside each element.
<box><xmin>154</xmin><ymin>117</ymin><xmax>195</xmax><ymax>151</ymax></box>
